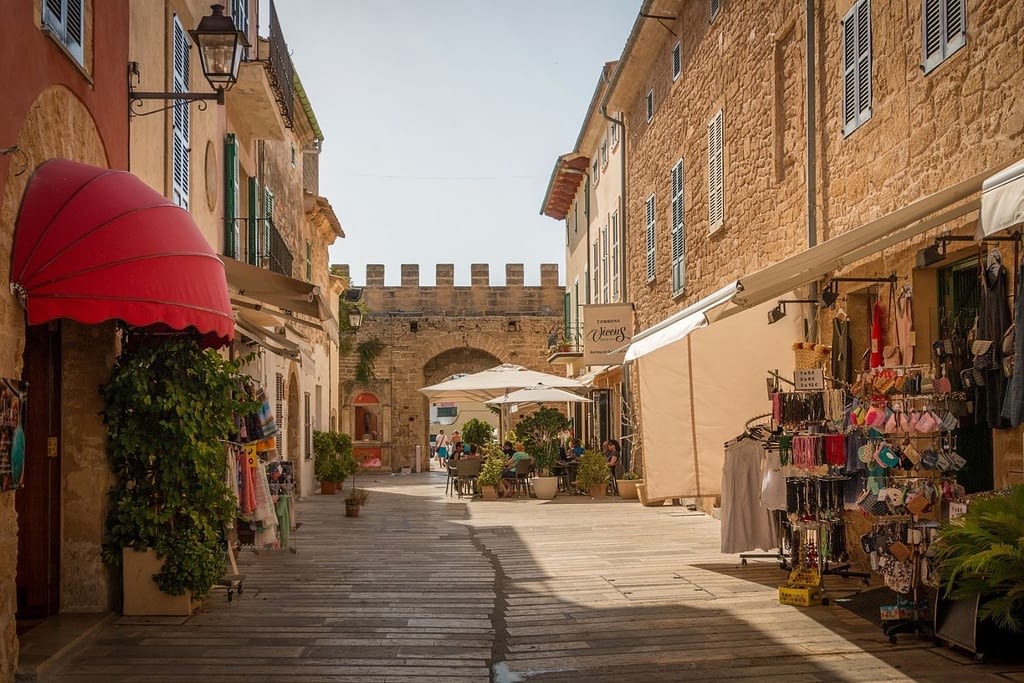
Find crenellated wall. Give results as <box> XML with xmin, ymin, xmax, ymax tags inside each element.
<box><xmin>334</xmin><ymin>264</ymin><xmax>564</xmax><ymax>471</ymax></box>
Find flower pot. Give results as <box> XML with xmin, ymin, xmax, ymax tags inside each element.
<box><xmin>618</xmin><ymin>479</ymin><xmax>643</xmax><ymax>500</ymax></box>
<box><xmin>531</xmin><ymin>476</ymin><xmax>558</xmax><ymax>500</ymax></box>
<box><xmin>588</xmin><ymin>483</ymin><xmax>608</xmax><ymax>498</ymax></box>
<box><xmin>320</xmin><ymin>481</ymin><xmax>337</xmax><ymax>495</ymax></box>
<box><xmin>480</xmin><ymin>485</ymin><xmax>500</xmax><ymax>500</ymax></box>
<box><xmin>122</xmin><ymin>548</ymin><xmax>194</xmax><ymax>616</ymax></box>
<box><xmin>345</xmin><ymin>502</ymin><xmax>361</xmax><ymax>517</ymax></box>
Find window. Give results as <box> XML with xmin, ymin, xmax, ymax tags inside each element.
<box><xmin>601</xmin><ymin>139</ymin><xmax>608</xmax><ymax>169</ymax></box>
<box><xmin>304</xmin><ymin>392</ymin><xmax>312</xmax><ymax>460</ymax></box>
<box><xmin>601</xmin><ymin>225</ymin><xmax>609</xmax><ymax>303</ymax></box>
<box><xmin>842</xmin><ymin>0</ymin><xmax>872</xmax><ymax>136</ymax></box>
<box><xmin>231</xmin><ymin>0</ymin><xmax>249</xmax><ymax>45</ymax></box>
<box><xmin>610</xmin><ymin>120</ymin><xmax>619</xmax><ymax>149</ymax></box>
<box><xmin>707</xmin><ymin>109</ymin><xmax>724</xmax><ymax>232</ymax></box>
<box><xmin>171</xmin><ymin>15</ymin><xmax>190</xmax><ymax>210</ymax></box>
<box><xmin>922</xmin><ymin>0</ymin><xmax>965</xmax><ymax>74</ymax></box>
<box><xmin>584</xmin><ymin>267</ymin><xmax>590</xmax><ymax>304</ymax></box>
<box><xmin>42</xmin><ymin>0</ymin><xmax>84</xmax><ymax>64</ymax></box>
<box><xmin>611</xmin><ymin>210</ymin><xmax>620</xmax><ymax>302</ymax></box>
<box><xmin>670</xmin><ymin>160</ymin><xmax>686</xmax><ymax>294</ymax></box>
<box><xmin>247</xmin><ymin>177</ymin><xmax>259</xmax><ymax>264</ymax></box>
<box><xmin>710</xmin><ymin>0</ymin><xmax>722</xmax><ymax>22</ymax></box>
<box><xmin>563</xmin><ymin>292</ymin><xmax>572</xmax><ymax>341</ymax></box>
<box><xmin>223</xmin><ymin>134</ymin><xmax>240</xmax><ymax>259</ymax></box>
<box><xmin>646</xmin><ymin>89</ymin><xmax>654</xmax><ymax>123</ymax></box>
<box><xmin>592</xmin><ymin>239</ymin><xmax>600</xmax><ymax>302</ymax></box>
<box><xmin>592</xmin><ymin>159</ymin><xmax>600</xmax><ymax>186</ymax></box>
<box><xmin>645</xmin><ymin>194</ymin><xmax>656</xmax><ymax>282</ymax></box>
<box><xmin>275</xmin><ymin>373</ymin><xmax>284</xmax><ymax>458</ymax></box>
<box><xmin>672</xmin><ymin>42</ymin><xmax>681</xmax><ymax>81</ymax></box>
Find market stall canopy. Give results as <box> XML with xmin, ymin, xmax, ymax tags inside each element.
<box><xmin>978</xmin><ymin>158</ymin><xmax>1024</xmax><ymax>239</ymax></box>
<box><xmin>9</xmin><ymin>159</ymin><xmax>233</xmax><ymax>347</ymax></box>
<box><xmin>420</xmin><ymin>364</ymin><xmax>584</xmax><ymax>403</ymax></box>
<box><xmin>485</xmin><ymin>384</ymin><xmax>592</xmax><ymax>406</ymax></box>
<box><xmin>219</xmin><ymin>256</ymin><xmax>338</xmax><ymax>343</ymax></box>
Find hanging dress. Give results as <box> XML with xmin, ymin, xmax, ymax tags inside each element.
<box><xmin>721</xmin><ymin>438</ymin><xmax>777</xmax><ymax>554</ymax></box>
<box><xmin>870</xmin><ymin>301</ymin><xmax>884</xmax><ymax>368</ymax></box>
<box><xmin>895</xmin><ymin>287</ymin><xmax>915</xmax><ymax>366</ymax></box>
<box><xmin>831</xmin><ymin>316</ymin><xmax>852</xmax><ymax>385</ymax></box>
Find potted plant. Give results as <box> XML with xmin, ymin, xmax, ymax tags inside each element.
<box><xmin>576</xmin><ymin>449</ymin><xmax>610</xmax><ymax>497</ymax></box>
<box><xmin>345</xmin><ymin>487</ymin><xmax>369</xmax><ymax>517</ymax></box>
<box><xmin>514</xmin><ymin>407</ymin><xmax>568</xmax><ymax>500</ymax></box>
<box><xmin>933</xmin><ymin>485</ymin><xmax>1024</xmax><ymax>646</ymax></box>
<box><xmin>101</xmin><ymin>334</ymin><xmax>256</xmax><ymax>616</ymax></box>
<box><xmin>476</xmin><ymin>449</ymin><xmax>505</xmax><ymax>500</ymax></box>
<box><xmin>313</xmin><ymin>430</ymin><xmax>340</xmax><ymax>494</ymax></box>
<box><xmin>617</xmin><ymin>471</ymin><xmax>644</xmax><ymax>500</ymax></box>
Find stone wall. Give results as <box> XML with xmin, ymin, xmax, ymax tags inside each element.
<box><xmin>336</xmin><ymin>264</ymin><xmax>563</xmax><ymax>470</ymax></box>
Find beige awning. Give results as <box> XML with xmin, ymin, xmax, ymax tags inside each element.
<box><xmin>220</xmin><ymin>256</ymin><xmax>338</xmax><ymax>342</ymax></box>
<box><xmin>978</xmin><ymin>158</ymin><xmax>1024</xmax><ymax>239</ymax></box>
<box><xmin>235</xmin><ymin>313</ymin><xmax>301</xmax><ymax>360</ymax></box>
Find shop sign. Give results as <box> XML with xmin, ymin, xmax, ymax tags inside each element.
<box><xmin>582</xmin><ymin>303</ymin><xmax>634</xmax><ymax>366</ymax></box>
<box><xmin>1</xmin><ymin>378</ymin><xmax>27</xmax><ymax>491</ymax></box>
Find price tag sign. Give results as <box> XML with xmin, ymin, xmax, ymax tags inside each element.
<box><xmin>794</xmin><ymin>368</ymin><xmax>825</xmax><ymax>391</ymax></box>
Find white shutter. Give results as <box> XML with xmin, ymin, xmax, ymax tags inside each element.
<box><xmin>923</xmin><ymin>0</ymin><xmax>966</xmax><ymax>73</ymax></box>
<box><xmin>707</xmin><ymin>110</ymin><xmax>724</xmax><ymax>233</ymax></box>
<box><xmin>43</xmin><ymin>0</ymin><xmax>84</xmax><ymax>64</ymax></box>
<box><xmin>671</xmin><ymin>160</ymin><xmax>686</xmax><ymax>294</ymax></box>
<box><xmin>645</xmin><ymin>194</ymin><xmax>656</xmax><ymax>282</ymax></box>
<box><xmin>172</xmin><ymin>16</ymin><xmax>191</xmax><ymax>209</ymax></box>
<box><xmin>611</xmin><ymin>210</ymin><xmax>620</xmax><ymax>301</ymax></box>
<box><xmin>601</xmin><ymin>225</ymin><xmax>609</xmax><ymax>303</ymax></box>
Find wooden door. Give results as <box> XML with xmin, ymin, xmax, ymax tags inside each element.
<box><xmin>15</xmin><ymin>323</ymin><xmax>62</xmax><ymax>620</ymax></box>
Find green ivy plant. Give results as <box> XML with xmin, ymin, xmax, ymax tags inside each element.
<box><xmin>355</xmin><ymin>337</ymin><xmax>384</xmax><ymax>383</ymax></box>
<box><xmin>100</xmin><ymin>333</ymin><xmax>258</xmax><ymax>599</ymax></box>
<box><xmin>934</xmin><ymin>485</ymin><xmax>1024</xmax><ymax>633</ymax></box>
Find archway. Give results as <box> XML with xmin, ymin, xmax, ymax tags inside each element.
<box><xmin>422</xmin><ymin>348</ymin><xmax>502</xmax><ymax>465</ymax></box>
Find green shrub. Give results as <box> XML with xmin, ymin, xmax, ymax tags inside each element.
<box><xmin>477</xmin><ymin>452</ymin><xmax>505</xmax><ymax>488</ymax></box>
<box><xmin>514</xmin><ymin>407</ymin><xmax>569</xmax><ymax>475</ymax></box>
<box><xmin>461</xmin><ymin>418</ymin><xmax>493</xmax><ymax>447</ymax></box>
<box><xmin>576</xmin><ymin>449</ymin><xmax>610</xmax><ymax>490</ymax></box>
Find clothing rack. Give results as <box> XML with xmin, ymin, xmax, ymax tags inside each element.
<box><xmin>737</xmin><ymin>413</ymin><xmax>791</xmax><ymax>568</ymax></box>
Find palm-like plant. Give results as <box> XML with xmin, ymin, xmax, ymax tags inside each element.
<box><xmin>934</xmin><ymin>485</ymin><xmax>1024</xmax><ymax>633</ymax></box>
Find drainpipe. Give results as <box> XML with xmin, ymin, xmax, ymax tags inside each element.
<box><xmin>806</xmin><ymin>0</ymin><xmax>819</xmax><ymax>341</ymax></box>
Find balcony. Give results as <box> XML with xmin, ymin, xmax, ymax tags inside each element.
<box><xmin>228</xmin><ymin>0</ymin><xmax>293</xmax><ymax>140</ymax></box>
<box><xmin>266</xmin><ymin>217</ymin><xmax>293</xmax><ymax>278</ymax></box>
<box><xmin>546</xmin><ymin>336</ymin><xmax>583</xmax><ymax>366</ymax></box>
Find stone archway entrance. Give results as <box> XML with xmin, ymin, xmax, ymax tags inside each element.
<box><xmin>422</xmin><ymin>348</ymin><xmax>502</xmax><ymax>459</ymax></box>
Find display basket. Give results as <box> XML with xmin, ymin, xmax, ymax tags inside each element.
<box><xmin>793</xmin><ymin>342</ymin><xmax>831</xmax><ymax>370</ymax></box>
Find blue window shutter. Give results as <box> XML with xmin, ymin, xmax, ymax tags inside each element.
<box><xmin>43</xmin><ymin>0</ymin><xmax>84</xmax><ymax>63</ymax></box>
<box><xmin>223</xmin><ymin>134</ymin><xmax>239</xmax><ymax>259</ymax></box>
<box><xmin>247</xmin><ymin>177</ymin><xmax>259</xmax><ymax>265</ymax></box>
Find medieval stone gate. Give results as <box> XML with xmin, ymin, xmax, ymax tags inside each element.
<box><xmin>335</xmin><ymin>263</ymin><xmax>563</xmax><ymax>471</ymax></box>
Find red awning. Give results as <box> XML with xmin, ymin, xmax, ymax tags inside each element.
<box><xmin>10</xmin><ymin>159</ymin><xmax>234</xmax><ymax>347</ymax></box>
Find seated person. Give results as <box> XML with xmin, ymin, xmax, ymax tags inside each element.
<box><xmin>463</xmin><ymin>443</ymin><xmax>480</xmax><ymax>459</ymax></box>
<box><xmin>449</xmin><ymin>440</ymin><xmax>464</xmax><ymax>464</ymax></box>
<box><xmin>499</xmin><ymin>442</ymin><xmax>532</xmax><ymax>497</ymax></box>
<box><xmin>568</xmin><ymin>438</ymin><xmax>585</xmax><ymax>460</ymax></box>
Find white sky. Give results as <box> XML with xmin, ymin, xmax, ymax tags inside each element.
<box><xmin>271</xmin><ymin>1</ymin><xmax>639</xmax><ymax>286</ymax></box>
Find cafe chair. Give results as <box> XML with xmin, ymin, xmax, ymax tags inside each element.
<box><xmin>512</xmin><ymin>459</ymin><xmax>533</xmax><ymax>498</ymax></box>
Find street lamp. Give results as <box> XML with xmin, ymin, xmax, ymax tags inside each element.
<box><xmin>129</xmin><ymin>4</ymin><xmax>248</xmax><ymax>113</ymax></box>
<box><xmin>348</xmin><ymin>306</ymin><xmax>363</xmax><ymax>330</ymax></box>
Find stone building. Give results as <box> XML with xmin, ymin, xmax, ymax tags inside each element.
<box><xmin>0</xmin><ymin>0</ymin><xmax>343</xmax><ymax>675</ymax></box>
<box><xmin>335</xmin><ymin>264</ymin><xmax>563</xmax><ymax>471</ymax></box>
<box><xmin>590</xmin><ymin>0</ymin><xmax>1024</xmax><ymax>500</ymax></box>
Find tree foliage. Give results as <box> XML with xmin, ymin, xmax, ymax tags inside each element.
<box><xmin>514</xmin><ymin>407</ymin><xmax>570</xmax><ymax>474</ymax></box>
<box><xmin>460</xmin><ymin>418</ymin><xmax>493</xmax><ymax>447</ymax></box>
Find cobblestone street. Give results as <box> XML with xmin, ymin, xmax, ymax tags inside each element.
<box><xmin>40</xmin><ymin>472</ymin><xmax>1024</xmax><ymax>682</ymax></box>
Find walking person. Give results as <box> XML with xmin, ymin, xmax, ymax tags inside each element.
<box><xmin>435</xmin><ymin>429</ymin><xmax>450</xmax><ymax>470</ymax></box>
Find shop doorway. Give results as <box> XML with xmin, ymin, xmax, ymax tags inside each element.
<box><xmin>589</xmin><ymin>389</ymin><xmax>610</xmax><ymax>448</ymax></box>
<box><xmin>15</xmin><ymin>323</ymin><xmax>62</xmax><ymax>626</ymax></box>
<box><xmin>938</xmin><ymin>256</ymin><xmax>994</xmax><ymax>493</ymax></box>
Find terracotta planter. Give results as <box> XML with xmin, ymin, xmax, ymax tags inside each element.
<box><xmin>320</xmin><ymin>481</ymin><xmax>337</xmax><ymax>495</ymax></box>
<box><xmin>588</xmin><ymin>483</ymin><xmax>608</xmax><ymax>498</ymax></box>
<box><xmin>345</xmin><ymin>503</ymin><xmax>361</xmax><ymax>517</ymax></box>
<box><xmin>531</xmin><ymin>476</ymin><xmax>558</xmax><ymax>500</ymax></box>
<box><xmin>122</xmin><ymin>548</ymin><xmax>194</xmax><ymax>616</ymax></box>
<box><xmin>618</xmin><ymin>479</ymin><xmax>643</xmax><ymax>500</ymax></box>
<box><xmin>480</xmin><ymin>485</ymin><xmax>500</xmax><ymax>500</ymax></box>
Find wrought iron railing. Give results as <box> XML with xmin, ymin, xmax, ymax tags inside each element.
<box><xmin>268</xmin><ymin>0</ymin><xmax>294</xmax><ymax>128</ymax></box>
<box><xmin>266</xmin><ymin>217</ymin><xmax>293</xmax><ymax>278</ymax></box>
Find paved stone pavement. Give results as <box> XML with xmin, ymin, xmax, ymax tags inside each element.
<box><xmin>41</xmin><ymin>471</ymin><xmax>1024</xmax><ymax>682</ymax></box>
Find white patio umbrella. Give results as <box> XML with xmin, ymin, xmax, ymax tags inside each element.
<box><xmin>484</xmin><ymin>384</ymin><xmax>592</xmax><ymax>407</ymax></box>
<box><xmin>419</xmin><ymin>364</ymin><xmax>584</xmax><ymax>402</ymax></box>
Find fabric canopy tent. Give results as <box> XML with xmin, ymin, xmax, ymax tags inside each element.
<box><xmin>220</xmin><ymin>256</ymin><xmax>339</xmax><ymax>343</ymax></box>
<box><xmin>978</xmin><ymin>157</ymin><xmax>1024</xmax><ymax>238</ymax></box>
<box><xmin>10</xmin><ymin>159</ymin><xmax>234</xmax><ymax>347</ymax></box>
<box><xmin>420</xmin><ymin>364</ymin><xmax>584</xmax><ymax>403</ymax></box>
<box><xmin>485</xmin><ymin>384</ymin><xmax>592</xmax><ymax>406</ymax></box>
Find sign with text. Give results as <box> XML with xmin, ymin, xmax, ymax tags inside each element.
<box><xmin>582</xmin><ymin>303</ymin><xmax>634</xmax><ymax>366</ymax></box>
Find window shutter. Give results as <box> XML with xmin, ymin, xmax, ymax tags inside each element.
<box><xmin>43</xmin><ymin>0</ymin><xmax>84</xmax><ymax>63</ymax></box>
<box><xmin>305</xmin><ymin>241</ymin><xmax>312</xmax><ymax>282</ymax></box>
<box><xmin>671</xmin><ymin>160</ymin><xmax>686</xmax><ymax>294</ymax></box>
<box><xmin>592</xmin><ymin>240</ymin><xmax>600</xmax><ymax>302</ymax></box>
<box><xmin>263</xmin><ymin>188</ymin><xmax>274</xmax><ymax>266</ymax></box>
<box><xmin>247</xmin><ymin>177</ymin><xmax>259</xmax><ymax>265</ymax></box>
<box><xmin>601</xmin><ymin>225</ymin><xmax>609</xmax><ymax>303</ymax></box>
<box><xmin>231</xmin><ymin>0</ymin><xmax>249</xmax><ymax>46</ymax></box>
<box><xmin>611</xmin><ymin>210</ymin><xmax>620</xmax><ymax>302</ymax></box>
<box><xmin>944</xmin><ymin>0</ymin><xmax>966</xmax><ymax>54</ymax></box>
<box><xmin>707</xmin><ymin>111</ymin><xmax>724</xmax><ymax>233</ymax></box>
<box><xmin>43</xmin><ymin>0</ymin><xmax>63</xmax><ymax>33</ymax></box>
<box><xmin>923</xmin><ymin>0</ymin><xmax>966</xmax><ymax>73</ymax></box>
<box><xmin>842</xmin><ymin>0</ymin><xmax>872</xmax><ymax>135</ymax></box>
<box><xmin>646</xmin><ymin>90</ymin><xmax>654</xmax><ymax>122</ymax></box>
<box><xmin>223</xmin><ymin>134</ymin><xmax>239</xmax><ymax>259</ymax></box>
<box><xmin>563</xmin><ymin>292</ymin><xmax>571</xmax><ymax>341</ymax></box>
<box><xmin>710</xmin><ymin>0</ymin><xmax>722</xmax><ymax>21</ymax></box>
<box><xmin>171</xmin><ymin>16</ymin><xmax>190</xmax><ymax>209</ymax></box>
<box><xmin>646</xmin><ymin>194</ymin><xmax>656</xmax><ymax>282</ymax></box>
<box><xmin>672</xmin><ymin>42</ymin><xmax>681</xmax><ymax>80</ymax></box>
<box><xmin>923</xmin><ymin>0</ymin><xmax>942</xmax><ymax>67</ymax></box>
